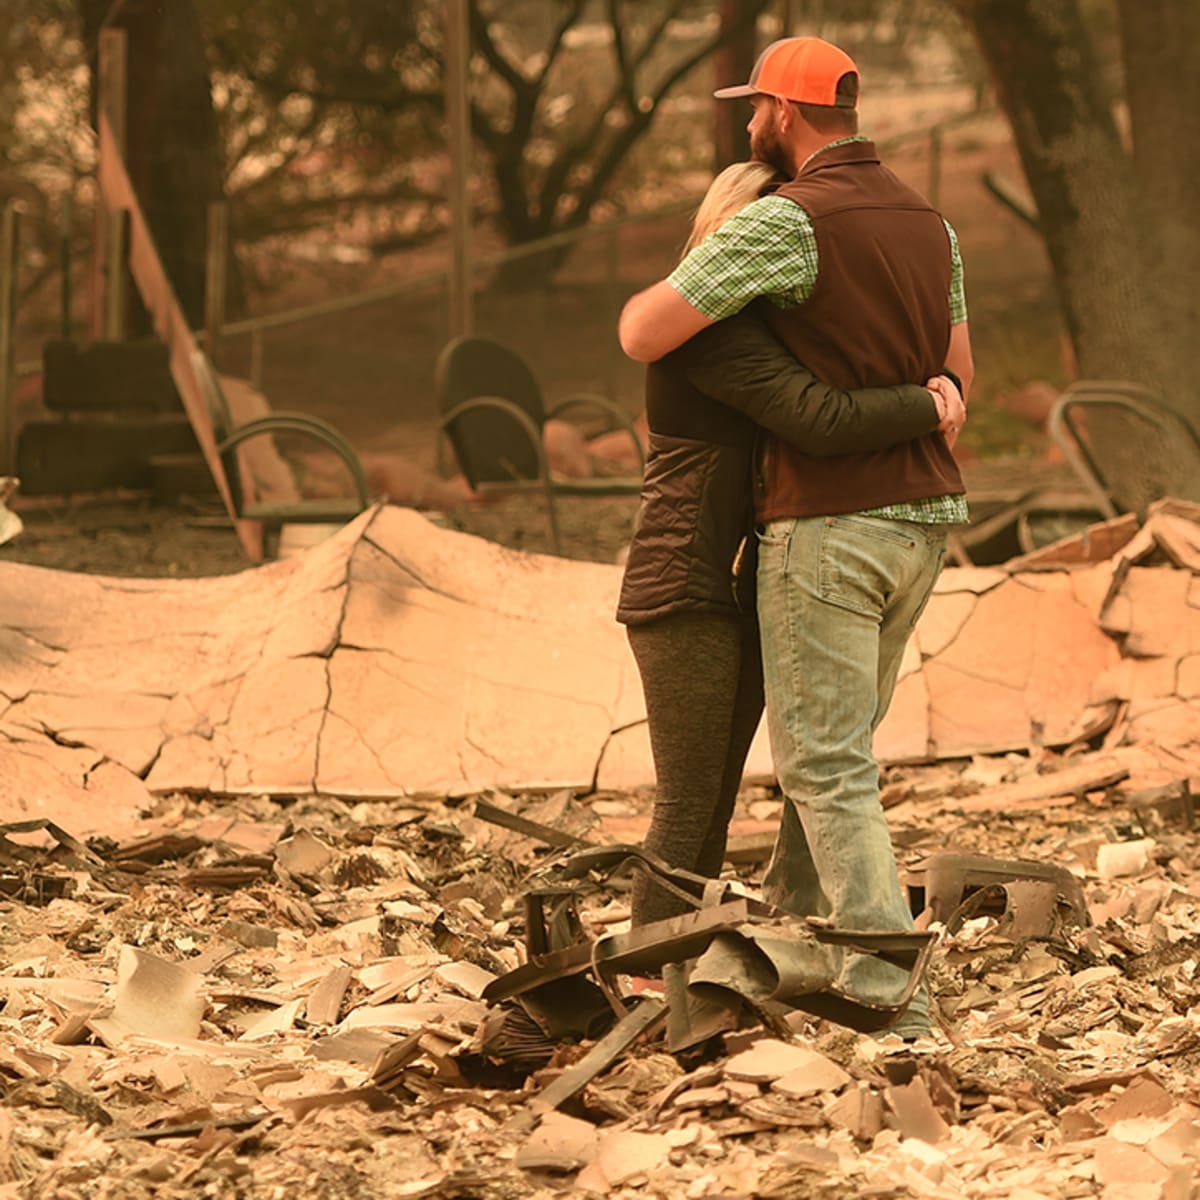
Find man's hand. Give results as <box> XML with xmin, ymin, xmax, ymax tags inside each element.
<box><xmin>926</xmin><ymin>373</ymin><xmax>966</xmax><ymax>449</ymax></box>
<box><xmin>618</xmin><ymin>281</ymin><xmax>715</xmax><ymax>362</ymax></box>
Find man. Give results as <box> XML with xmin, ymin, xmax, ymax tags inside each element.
<box><xmin>618</xmin><ymin>36</ymin><xmax>973</xmax><ymax>1039</ymax></box>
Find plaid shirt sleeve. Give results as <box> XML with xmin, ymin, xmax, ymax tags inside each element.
<box><xmin>666</xmin><ymin>196</ymin><xmax>818</xmax><ymax>321</ymax></box>
<box><xmin>944</xmin><ymin>220</ymin><xmax>967</xmax><ymax>324</ymax></box>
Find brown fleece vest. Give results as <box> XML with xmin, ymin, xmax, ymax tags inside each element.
<box><xmin>757</xmin><ymin>139</ymin><xmax>964</xmax><ymax>520</ymax></box>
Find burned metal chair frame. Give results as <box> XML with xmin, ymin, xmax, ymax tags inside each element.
<box><xmin>434</xmin><ymin>335</ymin><xmax>645</xmax><ymax>555</ymax></box>
<box><xmin>193</xmin><ymin>348</ymin><xmax>370</xmax><ymax>527</ymax></box>
<box><xmin>1048</xmin><ymin>380</ymin><xmax>1200</xmax><ymax>520</ymax></box>
<box><xmin>907</xmin><ymin>851</ymin><xmax>1090</xmax><ymax>943</ymax></box>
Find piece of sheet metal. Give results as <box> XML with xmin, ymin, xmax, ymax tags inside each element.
<box><xmin>909</xmin><ymin>851</ymin><xmax>1089</xmax><ymax>935</ymax></box>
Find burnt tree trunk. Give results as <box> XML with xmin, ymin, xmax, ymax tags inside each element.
<box><xmin>1115</xmin><ymin>0</ymin><xmax>1200</xmax><ymax>411</ymax></box>
<box><xmin>79</xmin><ymin>0</ymin><xmax>235</xmax><ymax>330</ymax></box>
<box><xmin>712</xmin><ymin>0</ymin><xmax>757</xmax><ymax>169</ymax></box>
<box><xmin>950</xmin><ymin>0</ymin><xmax>1196</xmax><ymax>421</ymax></box>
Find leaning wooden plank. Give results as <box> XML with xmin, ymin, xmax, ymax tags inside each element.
<box><xmin>97</xmin><ymin>112</ymin><xmax>262</xmax><ymax>560</ymax></box>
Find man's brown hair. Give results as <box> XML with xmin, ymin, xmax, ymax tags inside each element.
<box><xmin>793</xmin><ymin>102</ymin><xmax>858</xmax><ymax>135</ymax></box>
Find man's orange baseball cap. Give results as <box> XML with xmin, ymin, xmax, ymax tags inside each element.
<box><xmin>714</xmin><ymin>36</ymin><xmax>859</xmax><ymax>108</ymax></box>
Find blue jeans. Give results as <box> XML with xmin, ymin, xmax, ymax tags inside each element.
<box><xmin>756</xmin><ymin>514</ymin><xmax>947</xmax><ymax>1028</ymax></box>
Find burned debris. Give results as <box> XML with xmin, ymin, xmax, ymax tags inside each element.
<box><xmin>0</xmin><ymin>744</ymin><xmax>1197</xmax><ymax>1197</ymax></box>
<box><xmin>0</xmin><ymin>503</ymin><xmax>1198</xmax><ymax>1195</ymax></box>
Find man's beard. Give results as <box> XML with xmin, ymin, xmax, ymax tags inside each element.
<box><xmin>750</xmin><ymin>120</ymin><xmax>793</xmax><ymax>177</ymax></box>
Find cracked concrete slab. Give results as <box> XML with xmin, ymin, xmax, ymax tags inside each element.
<box><xmin>0</xmin><ymin>731</ymin><xmax>153</xmax><ymax>837</ymax></box>
<box><xmin>2</xmin><ymin>503</ymin><xmax>1200</xmax><ymax>831</ymax></box>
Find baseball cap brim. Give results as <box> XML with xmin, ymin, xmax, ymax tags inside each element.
<box><xmin>713</xmin><ymin>83</ymin><xmax>760</xmax><ymax>99</ymax></box>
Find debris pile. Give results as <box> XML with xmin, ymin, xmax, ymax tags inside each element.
<box><xmin>1</xmin><ymin>744</ymin><xmax>1200</xmax><ymax>1198</ymax></box>
<box><xmin>2</xmin><ymin>498</ymin><xmax>1199</xmax><ymax>1196</ymax></box>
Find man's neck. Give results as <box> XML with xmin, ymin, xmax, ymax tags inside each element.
<box><xmin>796</xmin><ymin>133</ymin><xmax>866</xmax><ymax>175</ymax></box>
<box><xmin>788</xmin><ymin>133</ymin><xmax>835</xmax><ymax>176</ymax></box>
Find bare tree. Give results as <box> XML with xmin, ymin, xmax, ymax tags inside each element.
<box><xmin>77</xmin><ymin>0</ymin><xmax>230</xmax><ymax>327</ymax></box>
<box><xmin>470</xmin><ymin>2</ymin><xmax>768</xmax><ymax>249</ymax></box>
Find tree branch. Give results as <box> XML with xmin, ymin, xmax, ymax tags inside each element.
<box><xmin>607</xmin><ymin>0</ymin><xmax>637</xmax><ymax>111</ymax></box>
<box><xmin>566</xmin><ymin>2</ymin><xmax>769</xmax><ymax>227</ymax></box>
<box><xmin>469</xmin><ymin>0</ymin><xmax>527</xmax><ymax>93</ymax></box>
<box><xmin>536</xmin><ymin>0</ymin><xmax>754</xmax><ymax>227</ymax></box>
<box><xmin>535</xmin><ymin>0</ymin><xmax>588</xmax><ymax>89</ymax></box>
<box><xmin>224</xmin><ymin>106</ymin><xmax>326</xmax><ymax>192</ymax></box>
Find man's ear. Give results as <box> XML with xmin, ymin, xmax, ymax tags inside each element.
<box><xmin>774</xmin><ymin>95</ymin><xmax>791</xmax><ymax>131</ymax></box>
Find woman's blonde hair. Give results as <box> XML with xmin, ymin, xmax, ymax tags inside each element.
<box><xmin>682</xmin><ymin>161</ymin><xmax>781</xmax><ymax>256</ymax></box>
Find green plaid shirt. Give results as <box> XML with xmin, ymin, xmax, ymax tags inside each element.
<box><xmin>668</xmin><ymin>137</ymin><xmax>969</xmax><ymax>525</ymax></box>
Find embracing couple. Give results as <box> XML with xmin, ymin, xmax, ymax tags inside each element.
<box><xmin>615</xmin><ymin>36</ymin><xmax>973</xmax><ymax>1040</ymax></box>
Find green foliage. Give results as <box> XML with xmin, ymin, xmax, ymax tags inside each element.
<box><xmin>0</xmin><ymin>1</ymin><xmax>984</xmax><ymax>278</ymax></box>
<box><xmin>201</xmin><ymin>0</ymin><xmax>440</xmax><ymax>248</ymax></box>
<box><xmin>0</xmin><ymin>1</ymin><xmax>88</xmax><ymax>190</ymax></box>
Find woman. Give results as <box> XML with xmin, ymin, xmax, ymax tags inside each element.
<box><xmin>617</xmin><ymin>161</ymin><xmax>962</xmax><ymax>925</ymax></box>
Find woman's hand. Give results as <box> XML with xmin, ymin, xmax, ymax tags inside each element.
<box><xmin>927</xmin><ymin>373</ymin><xmax>966</xmax><ymax>449</ymax></box>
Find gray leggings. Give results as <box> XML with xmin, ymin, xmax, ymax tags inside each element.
<box><xmin>626</xmin><ymin>610</ymin><xmax>764</xmax><ymax>925</ymax></box>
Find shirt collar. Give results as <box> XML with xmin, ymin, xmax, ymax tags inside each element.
<box><xmin>799</xmin><ymin>134</ymin><xmax>871</xmax><ymax>174</ymax></box>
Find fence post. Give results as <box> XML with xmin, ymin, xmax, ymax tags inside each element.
<box><xmin>90</xmin><ymin>27</ymin><xmax>127</xmax><ymax>341</ymax></box>
<box><xmin>0</xmin><ymin>202</ymin><xmax>20</xmax><ymax>476</ymax></box>
<box><xmin>59</xmin><ymin>191</ymin><xmax>73</xmax><ymax>342</ymax></box>
<box><xmin>445</xmin><ymin>0</ymin><xmax>474</xmax><ymax>338</ymax></box>
<box><xmin>103</xmin><ymin>208</ymin><xmax>128</xmax><ymax>341</ymax></box>
<box><xmin>605</xmin><ymin>223</ymin><xmax>622</xmax><ymax>402</ymax></box>
<box><xmin>205</xmin><ymin>201</ymin><xmax>229</xmax><ymax>371</ymax></box>
<box><xmin>249</xmin><ymin>328</ymin><xmax>264</xmax><ymax>393</ymax></box>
